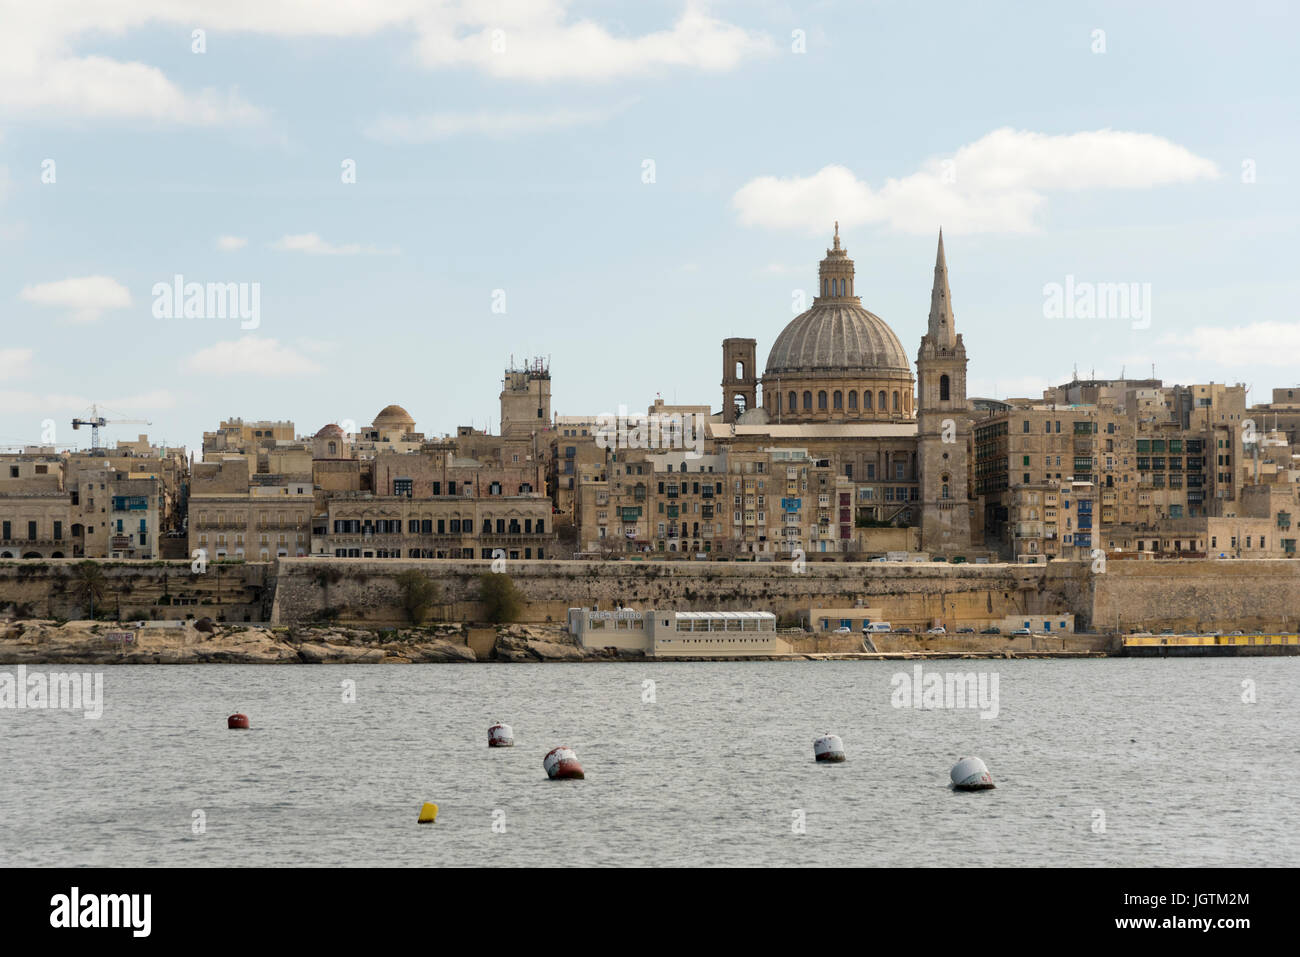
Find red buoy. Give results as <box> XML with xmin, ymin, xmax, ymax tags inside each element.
<box><xmin>543</xmin><ymin>746</ymin><xmax>584</xmax><ymax>780</ymax></box>
<box><xmin>227</xmin><ymin>712</ymin><xmax>250</xmax><ymax>730</ymax></box>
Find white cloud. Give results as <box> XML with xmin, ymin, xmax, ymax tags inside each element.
<box><xmin>0</xmin><ymin>1</ymin><xmax>767</xmax><ymax>126</ymax></box>
<box><xmin>412</xmin><ymin>1</ymin><xmax>774</xmax><ymax>80</ymax></box>
<box><xmin>367</xmin><ymin>103</ymin><xmax>625</xmax><ymax>142</ymax></box>
<box><xmin>183</xmin><ymin>336</ymin><xmax>322</xmax><ymax>375</ymax></box>
<box><xmin>1157</xmin><ymin>322</ymin><xmax>1300</xmax><ymax>368</ymax></box>
<box><xmin>216</xmin><ymin>235</ymin><xmax>248</xmax><ymax>251</ymax></box>
<box><xmin>0</xmin><ymin>347</ymin><xmax>34</xmax><ymax>379</ymax></box>
<box><xmin>0</xmin><ymin>3</ymin><xmax>265</xmax><ymax>125</ymax></box>
<box><xmin>19</xmin><ymin>275</ymin><xmax>132</xmax><ymax>322</ymax></box>
<box><xmin>733</xmin><ymin>128</ymin><xmax>1220</xmax><ymax>236</ymax></box>
<box><xmin>271</xmin><ymin>233</ymin><xmax>396</xmax><ymax>255</ymax></box>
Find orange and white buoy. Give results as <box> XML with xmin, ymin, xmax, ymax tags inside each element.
<box><xmin>543</xmin><ymin>746</ymin><xmax>584</xmax><ymax>780</ymax></box>
<box><xmin>227</xmin><ymin>712</ymin><xmax>250</xmax><ymax>730</ymax></box>
<box><xmin>488</xmin><ymin>721</ymin><xmax>514</xmax><ymax>748</ymax></box>
<box><xmin>813</xmin><ymin>733</ymin><xmax>846</xmax><ymax>763</ymax></box>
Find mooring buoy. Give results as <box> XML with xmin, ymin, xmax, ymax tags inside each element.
<box><xmin>543</xmin><ymin>746</ymin><xmax>584</xmax><ymax>780</ymax></box>
<box><xmin>227</xmin><ymin>712</ymin><xmax>250</xmax><ymax>730</ymax></box>
<box><xmin>488</xmin><ymin>721</ymin><xmax>514</xmax><ymax>748</ymax></box>
<box><xmin>814</xmin><ymin>733</ymin><xmax>846</xmax><ymax>763</ymax></box>
<box><xmin>417</xmin><ymin>802</ymin><xmax>439</xmax><ymax>823</ymax></box>
<box><xmin>950</xmin><ymin>756</ymin><xmax>995</xmax><ymax>790</ymax></box>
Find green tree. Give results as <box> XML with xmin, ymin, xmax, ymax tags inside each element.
<box><xmin>69</xmin><ymin>561</ymin><xmax>108</xmax><ymax>620</ymax></box>
<box><xmin>395</xmin><ymin>569</ymin><xmax>440</xmax><ymax>625</ymax></box>
<box><xmin>479</xmin><ymin>572</ymin><xmax>522</xmax><ymax>624</ymax></box>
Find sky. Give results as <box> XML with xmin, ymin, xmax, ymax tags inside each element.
<box><xmin>1</xmin><ymin>0</ymin><xmax>1297</xmax><ymax>456</ymax></box>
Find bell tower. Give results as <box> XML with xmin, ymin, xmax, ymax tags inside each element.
<box><xmin>722</xmin><ymin>338</ymin><xmax>757</xmax><ymax>423</ymax></box>
<box><xmin>916</xmin><ymin>230</ymin><xmax>972</xmax><ymax>552</ymax></box>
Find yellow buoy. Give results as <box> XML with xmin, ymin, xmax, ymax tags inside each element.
<box><xmin>417</xmin><ymin>802</ymin><xmax>439</xmax><ymax>824</ymax></box>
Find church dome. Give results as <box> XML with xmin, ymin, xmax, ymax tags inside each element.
<box><xmin>764</xmin><ymin>224</ymin><xmax>909</xmax><ymax>376</ymax></box>
<box><xmin>765</xmin><ymin>303</ymin><xmax>909</xmax><ymax>375</ymax></box>
<box><xmin>373</xmin><ymin>404</ymin><xmax>414</xmax><ymax>429</ymax></box>
<box><xmin>759</xmin><ymin>224</ymin><xmax>916</xmax><ymax>423</ymax></box>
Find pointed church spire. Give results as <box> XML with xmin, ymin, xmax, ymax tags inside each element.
<box><xmin>927</xmin><ymin>228</ymin><xmax>955</xmax><ymax>347</ymax></box>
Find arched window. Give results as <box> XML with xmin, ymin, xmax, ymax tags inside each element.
<box><xmin>878</xmin><ymin>391</ymin><xmax>887</xmax><ymax>411</ymax></box>
<box><xmin>788</xmin><ymin>391</ymin><xmax>797</xmax><ymax>412</ymax></box>
<box><xmin>893</xmin><ymin>391</ymin><xmax>900</xmax><ymax>412</ymax></box>
<box><xmin>822</xmin><ymin>280</ymin><xmax>828</xmax><ymax>296</ymax></box>
<box><xmin>940</xmin><ymin>374</ymin><xmax>950</xmax><ymax>402</ymax></box>
<box><xmin>833</xmin><ymin>390</ymin><xmax>843</xmax><ymax>410</ymax></box>
<box><xmin>848</xmin><ymin>391</ymin><xmax>857</xmax><ymax>410</ymax></box>
<box><xmin>942</xmin><ymin>473</ymin><xmax>951</xmax><ymax>499</ymax></box>
<box><xmin>863</xmin><ymin>391</ymin><xmax>872</xmax><ymax>410</ymax></box>
<box><xmin>328</xmin><ymin>441</ymin><xmax>337</xmax><ymax>455</ymax></box>
<box><xmin>818</xmin><ymin>391</ymin><xmax>827</xmax><ymax>410</ymax></box>
<box><xmin>803</xmin><ymin>391</ymin><xmax>812</xmax><ymax>411</ymax></box>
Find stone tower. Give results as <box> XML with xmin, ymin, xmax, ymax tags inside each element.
<box><xmin>916</xmin><ymin>230</ymin><xmax>972</xmax><ymax>552</ymax></box>
<box><xmin>500</xmin><ymin>358</ymin><xmax>551</xmax><ymax>437</ymax></box>
<box><xmin>722</xmin><ymin>337</ymin><xmax>757</xmax><ymax>423</ymax></box>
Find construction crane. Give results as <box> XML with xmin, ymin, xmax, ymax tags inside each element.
<box><xmin>71</xmin><ymin>404</ymin><xmax>152</xmax><ymax>451</ymax></box>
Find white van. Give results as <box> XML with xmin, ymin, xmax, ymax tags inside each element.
<box><xmin>864</xmin><ymin>622</ymin><xmax>891</xmax><ymax>633</ymax></box>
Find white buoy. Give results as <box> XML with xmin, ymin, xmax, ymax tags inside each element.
<box><xmin>813</xmin><ymin>733</ymin><xmax>846</xmax><ymax>763</ymax></box>
<box><xmin>488</xmin><ymin>721</ymin><xmax>514</xmax><ymax>748</ymax></box>
<box><xmin>543</xmin><ymin>746</ymin><xmax>584</xmax><ymax>780</ymax></box>
<box><xmin>950</xmin><ymin>756</ymin><xmax>995</xmax><ymax>790</ymax></box>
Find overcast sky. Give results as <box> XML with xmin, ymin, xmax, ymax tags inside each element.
<box><xmin>1</xmin><ymin>0</ymin><xmax>1297</xmax><ymax>455</ymax></box>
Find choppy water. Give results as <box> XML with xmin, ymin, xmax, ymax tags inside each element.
<box><xmin>2</xmin><ymin>660</ymin><xmax>1297</xmax><ymax>866</ymax></box>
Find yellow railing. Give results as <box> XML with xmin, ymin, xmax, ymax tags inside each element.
<box><xmin>1123</xmin><ymin>634</ymin><xmax>1300</xmax><ymax>647</ymax></box>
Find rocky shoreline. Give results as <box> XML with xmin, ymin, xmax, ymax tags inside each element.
<box><xmin>0</xmin><ymin>619</ymin><xmax>625</xmax><ymax>665</ymax></box>
<box><xmin>0</xmin><ymin>619</ymin><xmax>1119</xmax><ymax>664</ymax></box>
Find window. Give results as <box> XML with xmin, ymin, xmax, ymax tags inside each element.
<box><xmin>939</xmin><ymin>374</ymin><xmax>950</xmax><ymax>401</ymax></box>
<box><xmin>788</xmin><ymin>391</ymin><xmax>797</xmax><ymax>411</ymax></box>
<box><xmin>848</xmin><ymin>391</ymin><xmax>857</xmax><ymax>410</ymax></box>
<box><xmin>833</xmin><ymin>390</ymin><xmax>842</xmax><ymax>410</ymax></box>
<box><xmin>818</xmin><ymin>391</ymin><xmax>827</xmax><ymax>410</ymax></box>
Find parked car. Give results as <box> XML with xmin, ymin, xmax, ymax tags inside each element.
<box><xmin>925</xmin><ymin>626</ymin><xmax>947</xmax><ymax>635</ymax></box>
<box><xmin>1227</xmin><ymin>630</ymin><xmax>1245</xmax><ymax>636</ymax></box>
<box><xmin>1011</xmin><ymin>627</ymin><xmax>1032</xmax><ymax>636</ymax></box>
<box><xmin>833</xmin><ymin>626</ymin><xmax>852</xmax><ymax>634</ymax></box>
<box><xmin>956</xmin><ymin>627</ymin><xmax>975</xmax><ymax>634</ymax></box>
<box><xmin>980</xmin><ymin>627</ymin><xmax>1001</xmax><ymax>635</ymax></box>
<box><xmin>893</xmin><ymin>627</ymin><xmax>913</xmax><ymax>634</ymax></box>
<box><xmin>863</xmin><ymin>622</ymin><xmax>892</xmax><ymax>633</ymax></box>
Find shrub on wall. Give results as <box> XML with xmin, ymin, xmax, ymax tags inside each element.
<box><xmin>395</xmin><ymin>569</ymin><xmax>441</xmax><ymax>625</ymax></box>
<box><xmin>479</xmin><ymin>573</ymin><xmax>522</xmax><ymax>624</ymax></box>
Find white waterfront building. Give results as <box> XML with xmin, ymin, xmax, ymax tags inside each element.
<box><xmin>567</xmin><ymin>608</ymin><xmax>787</xmax><ymax>657</ymax></box>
